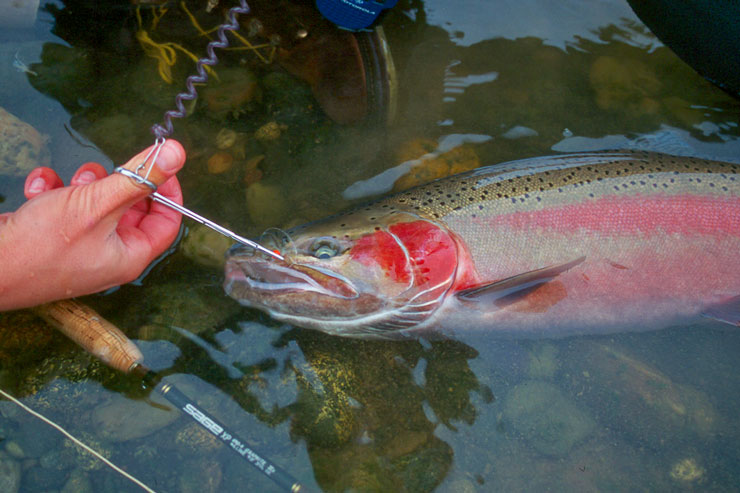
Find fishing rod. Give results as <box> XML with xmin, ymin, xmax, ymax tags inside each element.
<box><xmin>34</xmin><ymin>299</ymin><xmax>305</xmax><ymax>492</ymax></box>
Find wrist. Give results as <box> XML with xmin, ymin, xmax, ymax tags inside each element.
<box><xmin>0</xmin><ymin>218</ymin><xmax>65</xmax><ymax>311</ymax></box>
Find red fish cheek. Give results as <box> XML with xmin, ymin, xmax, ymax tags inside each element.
<box><xmin>388</xmin><ymin>221</ymin><xmax>459</xmax><ymax>288</ymax></box>
<box><xmin>349</xmin><ymin>230</ymin><xmax>412</xmax><ymax>284</ymax></box>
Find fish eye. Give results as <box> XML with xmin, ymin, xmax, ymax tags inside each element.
<box><xmin>311</xmin><ymin>238</ymin><xmax>340</xmax><ymax>259</ymax></box>
<box><xmin>315</xmin><ymin>245</ymin><xmax>337</xmax><ymax>259</ymax></box>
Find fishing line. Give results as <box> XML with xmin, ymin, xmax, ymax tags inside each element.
<box><xmin>150</xmin><ymin>0</ymin><xmax>249</xmax><ymax>140</ymax></box>
<box><xmin>94</xmin><ymin>2</ymin><xmax>302</xmax><ymax>490</ymax></box>
<box><xmin>8</xmin><ymin>3</ymin><xmax>301</xmax><ymax>492</ymax></box>
<box><xmin>31</xmin><ymin>299</ymin><xmax>306</xmax><ymax>492</ymax></box>
<box><xmin>117</xmin><ymin>0</ymin><xmax>285</xmax><ymax>261</ymax></box>
<box><xmin>132</xmin><ymin>364</ymin><xmax>304</xmax><ymax>492</ymax></box>
<box><xmin>0</xmin><ymin>388</ymin><xmax>157</xmax><ymax>493</ymax></box>
<box><xmin>129</xmin><ymin>2</ymin><xmax>300</xmax><ymax>488</ymax></box>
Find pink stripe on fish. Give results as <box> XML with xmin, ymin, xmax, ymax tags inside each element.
<box><xmin>488</xmin><ymin>194</ymin><xmax>740</xmax><ymax>235</ymax></box>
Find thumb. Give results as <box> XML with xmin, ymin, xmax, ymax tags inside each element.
<box><xmin>94</xmin><ymin>139</ymin><xmax>186</xmax><ymax>218</ymax></box>
<box><xmin>114</xmin><ymin>139</ymin><xmax>186</xmax><ymax>194</ymax></box>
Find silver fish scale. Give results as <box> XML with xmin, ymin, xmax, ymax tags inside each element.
<box><xmin>371</xmin><ymin>150</ymin><xmax>740</xmax><ymax>222</ymax></box>
<box><xmin>225</xmin><ymin>150</ymin><xmax>740</xmax><ymax>339</ymax></box>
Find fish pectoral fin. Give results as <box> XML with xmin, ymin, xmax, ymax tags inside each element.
<box><xmin>701</xmin><ymin>295</ymin><xmax>740</xmax><ymax>326</ymax></box>
<box><xmin>455</xmin><ymin>257</ymin><xmax>585</xmax><ymax>307</ymax></box>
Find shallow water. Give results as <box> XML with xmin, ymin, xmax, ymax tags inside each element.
<box><xmin>1</xmin><ymin>1</ymin><xmax>739</xmax><ymax>491</ymax></box>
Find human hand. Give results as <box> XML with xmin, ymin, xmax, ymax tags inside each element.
<box><xmin>0</xmin><ymin>139</ymin><xmax>186</xmax><ymax>310</ymax></box>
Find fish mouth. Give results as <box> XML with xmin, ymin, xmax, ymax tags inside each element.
<box><xmin>224</xmin><ymin>258</ymin><xmax>359</xmax><ymax>300</ymax></box>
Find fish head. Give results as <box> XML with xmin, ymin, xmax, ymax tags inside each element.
<box><xmin>224</xmin><ymin>210</ymin><xmax>462</xmax><ymax>338</ymax></box>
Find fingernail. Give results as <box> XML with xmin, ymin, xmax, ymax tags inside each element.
<box><xmin>77</xmin><ymin>170</ymin><xmax>97</xmax><ymax>184</ymax></box>
<box><xmin>156</xmin><ymin>144</ymin><xmax>181</xmax><ymax>173</ymax></box>
<box><xmin>28</xmin><ymin>177</ymin><xmax>46</xmax><ymax>194</ymax></box>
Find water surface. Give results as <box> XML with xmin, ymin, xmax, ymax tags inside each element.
<box><xmin>1</xmin><ymin>1</ymin><xmax>739</xmax><ymax>491</ymax></box>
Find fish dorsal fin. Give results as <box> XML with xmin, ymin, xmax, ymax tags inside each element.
<box><xmin>455</xmin><ymin>257</ymin><xmax>585</xmax><ymax>306</ymax></box>
<box><xmin>702</xmin><ymin>295</ymin><xmax>740</xmax><ymax>326</ymax></box>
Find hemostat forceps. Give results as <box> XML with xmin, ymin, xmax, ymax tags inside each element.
<box><xmin>114</xmin><ymin>139</ymin><xmax>284</xmax><ymax>262</ymax></box>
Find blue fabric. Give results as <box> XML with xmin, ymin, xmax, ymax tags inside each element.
<box><xmin>316</xmin><ymin>0</ymin><xmax>398</xmax><ymax>30</ymax></box>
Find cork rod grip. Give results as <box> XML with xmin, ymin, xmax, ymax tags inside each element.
<box><xmin>33</xmin><ymin>299</ymin><xmax>143</xmax><ymax>374</ymax></box>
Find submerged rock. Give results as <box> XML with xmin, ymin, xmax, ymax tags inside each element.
<box><xmin>526</xmin><ymin>343</ymin><xmax>559</xmax><ymax>379</ymax></box>
<box><xmin>128</xmin><ymin>56</ymin><xmax>189</xmax><ymax>110</ymax></box>
<box><xmin>20</xmin><ymin>462</ymin><xmax>64</xmax><ymax>491</ymax></box>
<box><xmin>28</xmin><ymin>43</ymin><xmax>93</xmax><ymax>110</ymax></box>
<box><xmin>175</xmin><ymin>422</ymin><xmax>222</xmax><ymax>454</ymax></box>
<box><xmin>60</xmin><ymin>468</ymin><xmax>93</xmax><ymax>493</ymax></box>
<box><xmin>589</xmin><ymin>56</ymin><xmax>661</xmax><ymax>115</ymax></box>
<box><xmin>215</xmin><ymin>127</ymin><xmax>238</xmax><ymax>149</ymax></box>
<box><xmin>202</xmin><ymin>68</ymin><xmax>259</xmax><ymax>119</ymax></box>
<box><xmin>501</xmin><ymin>125</ymin><xmax>539</xmax><ymax>139</ymax></box>
<box><xmin>392</xmin><ymin>142</ymin><xmax>480</xmax><ymax>192</ymax></box>
<box><xmin>243</xmin><ymin>154</ymin><xmax>265</xmax><ymax>186</ymax></box>
<box><xmin>91</xmin><ymin>393</ymin><xmax>179</xmax><ymax>442</ymax></box>
<box><xmin>291</xmin><ymin>351</ymin><xmax>359</xmax><ymax>447</ymax></box>
<box><xmin>3</xmin><ymin>442</ymin><xmax>23</xmax><ymax>459</ymax></box>
<box><xmin>84</xmin><ymin>113</ymin><xmax>139</xmax><ymax>162</ymax></box>
<box><xmin>669</xmin><ymin>457</ymin><xmax>705</xmax><ymax>483</ymax></box>
<box><xmin>0</xmin><ymin>456</ymin><xmax>21</xmax><ymax>493</ymax></box>
<box><xmin>60</xmin><ymin>431</ymin><xmax>113</xmax><ymax>471</ymax></box>
<box><xmin>503</xmin><ymin>380</ymin><xmax>595</xmax><ymax>457</ymax></box>
<box><xmin>0</xmin><ymin>310</ymin><xmax>56</xmax><ymax>374</ymax></box>
<box><xmin>179</xmin><ymin>458</ymin><xmax>222</xmax><ymax>493</ymax></box>
<box><xmin>206</xmin><ymin>151</ymin><xmax>234</xmax><ymax>174</ymax></box>
<box><xmin>4</xmin><ymin>417</ymin><xmax>61</xmax><ymax>459</ymax></box>
<box><xmin>394</xmin><ymin>138</ymin><xmax>437</xmax><ymax>164</ymax></box>
<box><xmin>0</xmin><ymin>107</ymin><xmax>50</xmax><ymax>177</ymax></box>
<box><xmin>21</xmin><ymin>358</ymin><xmax>114</xmax><ymax>401</ymax></box>
<box><xmin>39</xmin><ymin>447</ymin><xmax>74</xmax><ymax>471</ymax></box>
<box><xmin>562</xmin><ymin>341</ymin><xmax>719</xmax><ymax>446</ymax></box>
<box><xmin>254</xmin><ymin>121</ymin><xmax>285</xmax><ymax>142</ymax></box>
<box><xmin>661</xmin><ymin>96</ymin><xmax>705</xmax><ymax>127</ymax></box>
<box><xmin>245</xmin><ymin>181</ymin><xmax>290</xmax><ymax>229</ymax></box>
<box><xmin>129</xmin><ymin>280</ymin><xmax>241</xmax><ymax>336</ymax></box>
<box><xmin>181</xmin><ymin>224</ymin><xmax>233</xmax><ymax>269</ymax></box>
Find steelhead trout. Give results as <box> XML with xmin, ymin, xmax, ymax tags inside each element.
<box><xmin>224</xmin><ymin>151</ymin><xmax>740</xmax><ymax>339</ymax></box>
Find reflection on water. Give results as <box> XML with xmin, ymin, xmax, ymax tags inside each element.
<box><xmin>425</xmin><ymin>0</ymin><xmax>645</xmax><ymax>50</ymax></box>
<box><xmin>1</xmin><ymin>0</ymin><xmax>739</xmax><ymax>491</ymax></box>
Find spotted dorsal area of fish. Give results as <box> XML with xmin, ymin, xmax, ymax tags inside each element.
<box><xmin>225</xmin><ymin>150</ymin><xmax>740</xmax><ymax>340</ymax></box>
